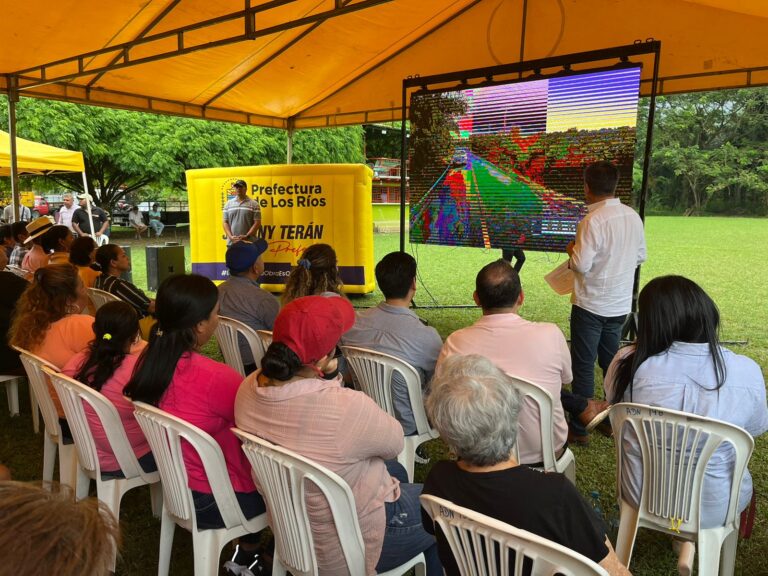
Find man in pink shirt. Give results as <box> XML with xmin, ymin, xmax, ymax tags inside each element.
<box><xmin>437</xmin><ymin>260</ymin><xmax>609</xmax><ymax>461</ymax></box>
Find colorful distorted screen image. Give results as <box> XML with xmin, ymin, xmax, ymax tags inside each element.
<box><xmin>408</xmin><ymin>66</ymin><xmax>642</xmax><ymax>252</ymax></box>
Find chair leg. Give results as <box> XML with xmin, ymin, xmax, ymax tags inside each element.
<box><xmin>193</xmin><ymin>531</ymin><xmax>225</xmax><ymax>576</ymax></box>
<box><xmin>150</xmin><ymin>481</ymin><xmax>163</xmax><ymax>518</ymax></box>
<box><xmin>30</xmin><ymin>384</ymin><xmax>40</xmax><ymax>433</ymax></box>
<box><xmin>158</xmin><ymin>509</ymin><xmax>175</xmax><ymax>576</ymax></box>
<box><xmin>719</xmin><ymin>528</ymin><xmax>739</xmax><ymax>576</ymax></box>
<box><xmin>58</xmin><ymin>442</ymin><xmax>79</xmax><ymax>490</ymax></box>
<box><xmin>42</xmin><ymin>434</ymin><xmax>56</xmax><ymax>483</ymax></box>
<box><xmin>5</xmin><ymin>378</ymin><xmax>20</xmax><ymax>416</ymax></box>
<box><xmin>75</xmin><ymin>465</ymin><xmax>91</xmax><ymax>500</ymax></box>
<box><xmin>562</xmin><ymin>455</ymin><xmax>576</xmax><ymax>485</ymax></box>
<box><xmin>697</xmin><ymin>531</ymin><xmax>724</xmax><ymax>576</ymax></box>
<box><xmin>402</xmin><ymin>438</ymin><xmax>416</xmax><ymax>482</ymax></box>
<box><xmin>614</xmin><ymin>500</ymin><xmax>640</xmax><ymax>567</ymax></box>
<box><xmin>271</xmin><ymin>557</ymin><xmax>288</xmax><ymax>576</ymax></box>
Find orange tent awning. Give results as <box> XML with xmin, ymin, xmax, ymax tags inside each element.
<box><xmin>1</xmin><ymin>0</ymin><xmax>766</xmax><ymax>129</ymax></box>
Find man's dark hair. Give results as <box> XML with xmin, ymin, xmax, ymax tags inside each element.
<box><xmin>10</xmin><ymin>221</ymin><xmax>28</xmax><ymax>242</ymax></box>
<box><xmin>475</xmin><ymin>260</ymin><xmax>521</xmax><ymax>310</ymax></box>
<box><xmin>0</xmin><ymin>224</ymin><xmax>11</xmax><ymax>242</ymax></box>
<box><xmin>584</xmin><ymin>160</ymin><xmax>619</xmax><ymax>196</ymax></box>
<box><xmin>375</xmin><ymin>251</ymin><xmax>417</xmax><ymax>300</ymax></box>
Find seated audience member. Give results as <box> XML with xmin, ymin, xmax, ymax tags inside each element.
<box><xmin>342</xmin><ymin>251</ymin><xmax>442</xmax><ymax>436</ymax></box>
<box><xmin>94</xmin><ymin>244</ymin><xmax>155</xmax><ymax>317</ymax></box>
<box><xmin>69</xmin><ymin>236</ymin><xmax>101</xmax><ymax>288</ymax></box>
<box><xmin>42</xmin><ymin>224</ymin><xmax>74</xmax><ymax>265</ymax></box>
<box><xmin>9</xmin><ymin>264</ymin><xmax>94</xmax><ymax>422</ymax></box>
<box><xmin>0</xmin><ymin>248</ymin><xmax>28</xmax><ymax>376</ymax></box>
<box><xmin>604</xmin><ymin>275</ymin><xmax>768</xmax><ymax>528</ymax></box>
<box><xmin>148</xmin><ymin>203</ymin><xmax>164</xmax><ymax>238</ymax></box>
<box><xmin>423</xmin><ymin>354</ymin><xmax>630</xmax><ymax>576</ymax></box>
<box><xmin>21</xmin><ymin>217</ymin><xmax>55</xmax><ymax>276</ymax></box>
<box><xmin>1</xmin><ymin>224</ymin><xmax>14</xmax><ymax>258</ymax></box>
<box><xmin>124</xmin><ymin>274</ymin><xmax>267</xmax><ymax>575</ymax></box>
<box><xmin>63</xmin><ymin>301</ymin><xmax>155</xmax><ymax>477</ymax></box>
<box><xmin>437</xmin><ymin>260</ymin><xmax>607</xmax><ymax>461</ymax></box>
<box><xmin>281</xmin><ymin>243</ymin><xmax>344</xmax><ymax>305</ymax></box>
<box><xmin>218</xmin><ymin>239</ymin><xmax>279</xmax><ymax>374</ymax></box>
<box><xmin>8</xmin><ymin>221</ymin><xmax>30</xmax><ymax>267</ymax></box>
<box><xmin>235</xmin><ymin>295</ymin><xmax>440</xmax><ymax>575</ymax></box>
<box><xmin>9</xmin><ymin>263</ymin><xmax>93</xmax><ymax>370</ymax></box>
<box><xmin>128</xmin><ymin>206</ymin><xmax>148</xmax><ymax>238</ymax></box>
<box><xmin>0</xmin><ymin>481</ymin><xmax>120</xmax><ymax>576</ymax></box>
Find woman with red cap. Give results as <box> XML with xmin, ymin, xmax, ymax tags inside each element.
<box><xmin>235</xmin><ymin>294</ymin><xmax>440</xmax><ymax>576</ymax></box>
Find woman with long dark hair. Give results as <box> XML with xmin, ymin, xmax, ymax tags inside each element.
<box><xmin>604</xmin><ymin>275</ymin><xmax>768</xmax><ymax>528</ymax></box>
<box><xmin>281</xmin><ymin>243</ymin><xmax>344</xmax><ymax>305</ymax></box>
<box><xmin>235</xmin><ymin>295</ymin><xmax>440</xmax><ymax>575</ymax></box>
<box><xmin>62</xmin><ymin>301</ymin><xmax>155</xmax><ymax>476</ymax></box>
<box><xmin>124</xmin><ymin>274</ymin><xmax>266</xmax><ymax>574</ymax></box>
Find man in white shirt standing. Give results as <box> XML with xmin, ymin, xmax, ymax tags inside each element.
<box><xmin>566</xmin><ymin>160</ymin><xmax>646</xmax><ymax>444</ymax></box>
<box><xmin>55</xmin><ymin>193</ymin><xmax>77</xmax><ymax>233</ymax></box>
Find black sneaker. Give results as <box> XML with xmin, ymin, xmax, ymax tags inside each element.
<box><xmin>223</xmin><ymin>544</ymin><xmax>264</xmax><ymax>576</ymax></box>
<box><xmin>414</xmin><ymin>445</ymin><xmax>431</xmax><ymax>465</ymax></box>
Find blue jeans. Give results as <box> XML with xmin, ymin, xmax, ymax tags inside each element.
<box><xmin>569</xmin><ymin>305</ymin><xmax>625</xmax><ymax>434</ymax></box>
<box><xmin>376</xmin><ymin>462</ymin><xmax>442</xmax><ymax>575</ymax></box>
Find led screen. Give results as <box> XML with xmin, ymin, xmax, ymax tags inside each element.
<box><xmin>408</xmin><ymin>66</ymin><xmax>641</xmax><ymax>252</ymax></box>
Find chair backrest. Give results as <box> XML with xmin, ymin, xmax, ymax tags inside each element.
<box><xmin>215</xmin><ymin>316</ymin><xmax>267</xmax><ymax>376</ymax></box>
<box><xmin>44</xmin><ymin>367</ymin><xmax>144</xmax><ymax>480</ymax></box>
<box><xmin>340</xmin><ymin>345</ymin><xmax>431</xmax><ymax>436</ymax></box>
<box><xmin>506</xmin><ymin>374</ymin><xmax>560</xmax><ymax>471</ymax></box>
<box><xmin>610</xmin><ymin>402</ymin><xmax>754</xmax><ymax>534</ymax></box>
<box><xmin>14</xmin><ymin>347</ymin><xmax>62</xmax><ymax>441</ymax></box>
<box><xmin>87</xmin><ymin>287</ymin><xmax>120</xmax><ymax>311</ymax></box>
<box><xmin>132</xmin><ymin>402</ymin><xmax>248</xmax><ymax>532</ymax></box>
<box><xmin>421</xmin><ymin>494</ymin><xmax>609</xmax><ymax>576</ymax></box>
<box><xmin>232</xmin><ymin>428</ymin><xmax>367</xmax><ymax>576</ymax></box>
<box><xmin>256</xmin><ymin>330</ymin><xmax>272</xmax><ymax>352</ymax></box>
<box><xmin>5</xmin><ymin>264</ymin><xmax>27</xmax><ymax>278</ymax></box>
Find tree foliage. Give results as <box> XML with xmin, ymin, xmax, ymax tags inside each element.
<box><xmin>0</xmin><ymin>97</ymin><xmax>363</xmax><ymax>209</ymax></box>
<box><xmin>636</xmin><ymin>88</ymin><xmax>768</xmax><ymax>215</ymax></box>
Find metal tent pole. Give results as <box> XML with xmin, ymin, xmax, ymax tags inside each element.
<box><xmin>7</xmin><ymin>75</ymin><xmax>21</xmax><ymax>222</ymax></box>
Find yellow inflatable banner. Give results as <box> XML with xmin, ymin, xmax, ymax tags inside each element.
<box><xmin>186</xmin><ymin>164</ymin><xmax>375</xmax><ymax>293</ymax></box>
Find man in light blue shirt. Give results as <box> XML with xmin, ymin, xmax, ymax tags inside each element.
<box><xmin>342</xmin><ymin>251</ymin><xmax>442</xmax><ymax>436</ymax></box>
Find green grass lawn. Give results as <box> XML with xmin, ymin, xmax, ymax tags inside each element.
<box><xmin>1</xmin><ymin>216</ymin><xmax>766</xmax><ymax>574</ymax></box>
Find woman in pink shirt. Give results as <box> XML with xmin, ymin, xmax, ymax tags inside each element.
<box><xmin>124</xmin><ymin>274</ymin><xmax>266</xmax><ymax>575</ymax></box>
<box><xmin>235</xmin><ymin>295</ymin><xmax>440</xmax><ymax>576</ymax></box>
<box><xmin>63</xmin><ymin>301</ymin><xmax>155</xmax><ymax>477</ymax></box>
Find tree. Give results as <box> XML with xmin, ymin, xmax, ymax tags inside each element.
<box><xmin>0</xmin><ymin>97</ymin><xmax>364</xmax><ymax>209</ymax></box>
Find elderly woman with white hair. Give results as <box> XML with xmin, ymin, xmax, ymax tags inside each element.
<box><xmin>422</xmin><ymin>354</ymin><xmax>631</xmax><ymax>576</ymax></box>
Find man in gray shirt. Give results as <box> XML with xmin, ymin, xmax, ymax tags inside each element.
<box><xmin>223</xmin><ymin>179</ymin><xmax>261</xmax><ymax>245</ymax></box>
<box><xmin>342</xmin><ymin>251</ymin><xmax>442</xmax><ymax>436</ymax></box>
<box><xmin>218</xmin><ymin>238</ymin><xmax>279</xmax><ymax>374</ymax></box>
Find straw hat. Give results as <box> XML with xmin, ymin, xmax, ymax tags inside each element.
<box><xmin>24</xmin><ymin>216</ymin><xmax>55</xmax><ymax>243</ymax></box>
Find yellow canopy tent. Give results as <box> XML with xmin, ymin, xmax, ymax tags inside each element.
<box><xmin>0</xmin><ymin>0</ymin><xmax>765</xmax><ymax>129</ymax></box>
<box><xmin>0</xmin><ymin>130</ymin><xmax>84</xmax><ymax>176</ymax></box>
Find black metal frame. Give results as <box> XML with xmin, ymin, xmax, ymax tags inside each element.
<box><xmin>399</xmin><ymin>41</ymin><xmax>661</xmax><ymax>317</ymax></box>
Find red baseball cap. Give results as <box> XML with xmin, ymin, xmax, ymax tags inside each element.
<box><xmin>273</xmin><ymin>295</ymin><xmax>355</xmax><ymax>365</ymax></box>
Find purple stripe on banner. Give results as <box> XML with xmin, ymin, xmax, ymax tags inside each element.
<box><xmin>192</xmin><ymin>262</ymin><xmax>230</xmax><ymax>281</ymax></box>
<box><xmin>193</xmin><ymin>262</ymin><xmax>367</xmax><ymax>287</ymax></box>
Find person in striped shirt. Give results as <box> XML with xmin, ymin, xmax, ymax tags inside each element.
<box><xmin>94</xmin><ymin>244</ymin><xmax>155</xmax><ymax>317</ymax></box>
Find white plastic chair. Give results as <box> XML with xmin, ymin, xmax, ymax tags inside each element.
<box><xmin>341</xmin><ymin>346</ymin><xmax>438</xmax><ymax>481</ymax></box>
<box><xmin>14</xmin><ymin>347</ymin><xmax>78</xmax><ymax>488</ymax></box>
<box><xmin>609</xmin><ymin>402</ymin><xmax>755</xmax><ymax>576</ymax></box>
<box><xmin>87</xmin><ymin>286</ymin><xmax>120</xmax><ymax>311</ymax></box>
<box><xmin>132</xmin><ymin>402</ymin><xmax>268</xmax><ymax>576</ymax></box>
<box><xmin>420</xmin><ymin>494</ymin><xmax>609</xmax><ymax>575</ymax></box>
<box><xmin>46</xmin><ymin>367</ymin><xmax>162</xmax><ymax>570</ymax></box>
<box><xmin>1</xmin><ymin>374</ymin><xmax>23</xmax><ymax>417</ymax></box>
<box><xmin>214</xmin><ymin>316</ymin><xmax>268</xmax><ymax>377</ymax></box>
<box><xmin>256</xmin><ymin>329</ymin><xmax>272</xmax><ymax>352</ymax></box>
<box><xmin>232</xmin><ymin>428</ymin><xmax>426</xmax><ymax>576</ymax></box>
<box><xmin>507</xmin><ymin>374</ymin><xmax>576</xmax><ymax>484</ymax></box>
